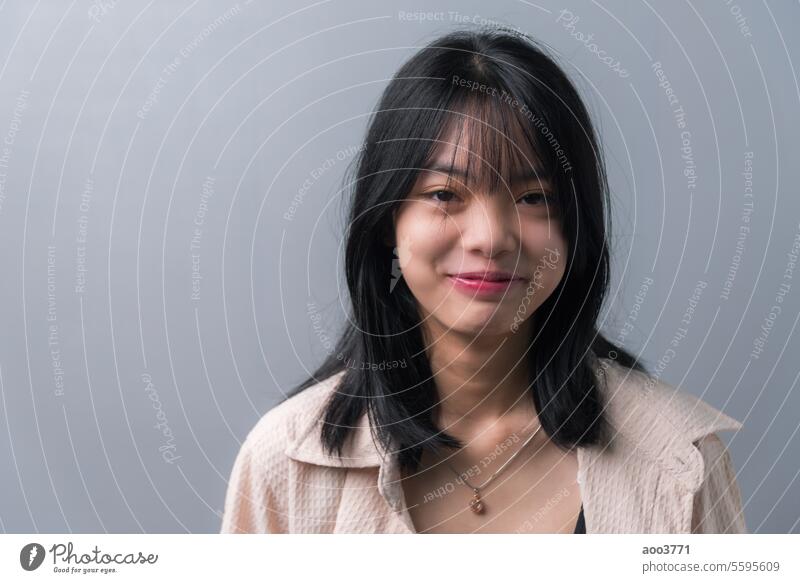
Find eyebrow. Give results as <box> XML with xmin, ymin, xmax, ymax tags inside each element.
<box><xmin>422</xmin><ymin>163</ymin><xmax>551</xmax><ymax>183</ymax></box>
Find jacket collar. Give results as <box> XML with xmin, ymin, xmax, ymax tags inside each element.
<box><xmin>283</xmin><ymin>360</ymin><xmax>743</xmax><ymax>493</ymax></box>
<box><xmin>283</xmin><ymin>371</ymin><xmax>387</xmax><ymax>468</ymax></box>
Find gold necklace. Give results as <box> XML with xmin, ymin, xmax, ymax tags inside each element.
<box><xmin>443</xmin><ymin>423</ymin><xmax>543</xmax><ymax>514</ymax></box>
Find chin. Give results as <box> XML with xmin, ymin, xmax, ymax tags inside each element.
<box><xmin>447</xmin><ymin>310</ymin><xmax>520</xmax><ymax>337</ymax></box>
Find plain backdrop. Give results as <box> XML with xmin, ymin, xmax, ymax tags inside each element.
<box><xmin>0</xmin><ymin>0</ymin><xmax>797</xmax><ymax>533</ymax></box>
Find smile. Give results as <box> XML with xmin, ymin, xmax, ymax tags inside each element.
<box><xmin>447</xmin><ymin>275</ymin><xmax>526</xmax><ymax>297</ymax></box>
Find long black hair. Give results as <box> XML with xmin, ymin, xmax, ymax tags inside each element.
<box><xmin>284</xmin><ymin>28</ymin><xmax>646</xmax><ymax>474</ymax></box>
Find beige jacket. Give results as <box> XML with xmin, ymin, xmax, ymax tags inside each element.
<box><xmin>220</xmin><ymin>359</ymin><xmax>747</xmax><ymax>533</ymax></box>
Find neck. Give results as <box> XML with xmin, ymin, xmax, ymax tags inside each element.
<box><xmin>423</xmin><ymin>319</ymin><xmax>538</xmax><ymax>435</ymax></box>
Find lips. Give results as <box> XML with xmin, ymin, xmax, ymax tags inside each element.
<box><xmin>449</xmin><ymin>271</ymin><xmax>527</xmax><ymax>282</ymax></box>
<box><xmin>447</xmin><ymin>271</ymin><xmax>527</xmax><ymax>297</ymax></box>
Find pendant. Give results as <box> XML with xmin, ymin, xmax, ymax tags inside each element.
<box><xmin>469</xmin><ymin>489</ymin><xmax>485</xmax><ymax>514</ymax></box>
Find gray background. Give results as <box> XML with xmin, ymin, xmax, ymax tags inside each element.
<box><xmin>0</xmin><ymin>0</ymin><xmax>797</xmax><ymax>533</ymax></box>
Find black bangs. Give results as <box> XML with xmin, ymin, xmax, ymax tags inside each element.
<box><xmin>423</xmin><ymin>78</ymin><xmax>557</xmax><ymax>198</ymax></box>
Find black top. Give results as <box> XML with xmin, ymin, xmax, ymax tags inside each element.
<box><xmin>573</xmin><ymin>504</ymin><xmax>586</xmax><ymax>534</ymax></box>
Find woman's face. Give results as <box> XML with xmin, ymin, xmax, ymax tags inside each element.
<box><xmin>393</xmin><ymin>130</ymin><xmax>568</xmax><ymax>339</ymax></box>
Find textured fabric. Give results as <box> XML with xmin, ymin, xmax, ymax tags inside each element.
<box><xmin>220</xmin><ymin>358</ymin><xmax>746</xmax><ymax>534</ymax></box>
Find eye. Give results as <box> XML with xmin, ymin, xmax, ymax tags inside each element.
<box><xmin>425</xmin><ymin>189</ymin><xmax>460</xmax><ymax>204</ymax></box>
<box><xmin>517</xmin><ymin>191</ymin><xmax>552</xmax><ymax>206</ymax></box>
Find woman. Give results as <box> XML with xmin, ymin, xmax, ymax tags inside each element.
<box><xmin>221</xmin><ymin>29</ymin><xmax>746</xmax><ymax>534</ymax></box>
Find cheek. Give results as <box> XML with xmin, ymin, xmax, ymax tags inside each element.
<box><xmin>523</xmin><ymin>225</ymin><xmax>568</xmax><ymax>282</ymax></box>
<box><xmin>394</xmin><ymin>206</ymin><xmax>455</xmax><ymax>274</ymax></box>
<box><xmin>526</xmin><ymin>218</ymin><xmax>566</xmax><ymax>246</ymax></box>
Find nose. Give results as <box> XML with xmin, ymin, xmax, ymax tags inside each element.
<box><xmin>459</xmin><ymin>195</ymin><xmax>520</xmax><ymax>258</ymax></box>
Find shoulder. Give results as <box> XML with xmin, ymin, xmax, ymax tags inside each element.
<box><xmin>220</xmin><ymin>372</ymin><xmax>345</xmax><ymax>533</ymax></box>
<box><xmin>596</xmin><ymin>357</ymin><xmax>743</xmax><ymax>442</ymax></box>
<box><xmin>594</xmin><ymin>358</ymin><xmax>743</xmax><ymax>492</ymax></box>
<box><xmin>235</xmin><ymin>371</ymin><xmax>346</xmax><ymax>472</ymax></box>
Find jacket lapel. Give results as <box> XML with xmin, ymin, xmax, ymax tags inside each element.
<box><xmin>581</xmin><ymin>359</ymin><xmax>743</xmax><ymax>533</ymax></box>
<box><xmin>283</xmin><ymin>371</ymin><xmax>385</xmax><ymax>468</ymax></box>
